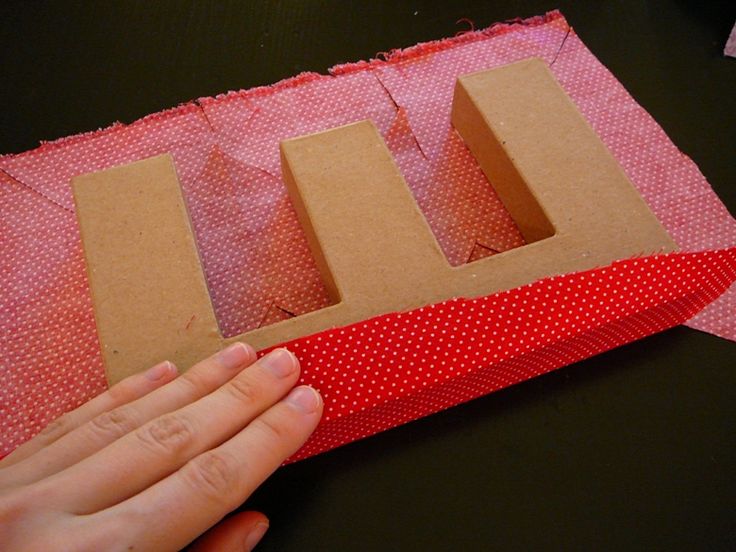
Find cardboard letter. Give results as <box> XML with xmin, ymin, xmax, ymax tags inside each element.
<box><xmin>72</xmin><ymin>155</ymin><xmax>223</xmax><ymax>382</ymax></box>
<box><xmin>73</xmin><ymin>58</ymin><xmax>676</xmax><ymax>384</ymax></box>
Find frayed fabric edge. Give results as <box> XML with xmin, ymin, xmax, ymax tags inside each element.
<box><xmin>0</xmin><ymin>10</ymin><xmax>565</xmax><ymax>162</ymax></box>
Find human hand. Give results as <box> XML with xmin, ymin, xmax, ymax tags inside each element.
<box><xmin>0</xmin><ymin>343</ymin><xmax>323</xmax><ymax>551</ymax></box>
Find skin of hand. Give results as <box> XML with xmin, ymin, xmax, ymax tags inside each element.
<box><xmin>0</xmin><ymin>343</ymin><xmax>323</xmax><ymax>551</ymax></box>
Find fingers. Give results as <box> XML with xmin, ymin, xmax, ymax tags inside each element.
<box><xmin>188</xmin><ymin>511</ymin><xmax>269</xmax><ymax>552</ymax></box>
<box><xmin>1</xmin><ymin>342</ymin><xmax>258</xmax><ymax>488</ymax></box>
<box><xmin>43</xmin><ymin>347</ymin><xmax>301</xmax><ymax>513</ymax></box>
<box><xmin>0</xmin><ymin>360</ymin><xmax>178</xmax><ymax>470</ymax></box>
<box><xmin>103</xmin><ymin>385</ymin><xmax>322</xmax><ymax>552</ymax></box>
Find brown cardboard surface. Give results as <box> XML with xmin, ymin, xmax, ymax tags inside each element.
<box><xmin>451</xmin><ymin>57</ymin><xmax>674</xmax><ymax>254</ymax></box>
<box><xmin>73</xmin><ymin>57</ymin><xmax>676</xmax><ymax>384</ymax></box>
<box><xmin>72</xmin><ymin>155</ymin><xmax>224</xmax><ymax>382</ymax></box>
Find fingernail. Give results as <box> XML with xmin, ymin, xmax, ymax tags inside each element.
<box><xmin>244</xmin><ymin>521</ymin><xmax>269</xmax><ymax>551</ymax></box>
<box><xmin>286</xmin><ymin>385</ymin><xmax>321</xmax><ymax>414</ymax></box>
<box><xmin>145</xmin><ymin>361</ymin><xmax>174</xmax><ymax>381</ymax></box>
<box><xmin>217</xmin><ymin>342</ymin><xmax>254</xmax><ymax>369</ymax></box>
<box><xmin>259</xmin><ymin>348</ymin><xmax>297</xmax><ymax>378</ymax></box>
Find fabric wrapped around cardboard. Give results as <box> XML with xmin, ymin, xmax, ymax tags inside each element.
<box><xmin>1</xmin><ymin>11</ymin><xmax>735</xmax><ymax>459</ymax></box>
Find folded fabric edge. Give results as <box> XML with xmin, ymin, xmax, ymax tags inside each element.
<box><xmin>283</xmin><ymin>247</ymin><xmax>736</xmax><ymax>462</ymax></box>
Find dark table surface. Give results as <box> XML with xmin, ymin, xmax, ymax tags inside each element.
<box><xmin>2</xmin><ymin>1</ymin><xmax>735</xmax><ymax>550</ymax></box>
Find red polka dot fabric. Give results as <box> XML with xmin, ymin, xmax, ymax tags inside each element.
<box><xmin>1</xmin><ymin>11</ymin><xmax>735</xmax><ymax>458</ymax></box>
<box><xmin>282</xmin><ymin>248</ymin><xmax>736</xmax><ymax>462</ymax></box>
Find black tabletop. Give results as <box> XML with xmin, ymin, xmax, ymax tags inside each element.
<box><xmin>2</xmin><ymin>1</ymin><xmax>735</xmax><ymax>550</ymax></box>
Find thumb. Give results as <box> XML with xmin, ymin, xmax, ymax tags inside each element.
<box><xmin>188</xmin><ymin>511</ymin><xmax>269</xmax><ymax>552</ymax></box>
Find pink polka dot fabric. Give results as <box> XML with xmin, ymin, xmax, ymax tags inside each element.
<box><xmin>1</xmin><ymin>11</ymin><xmax>735</xmax><ymax>459</ymax></box>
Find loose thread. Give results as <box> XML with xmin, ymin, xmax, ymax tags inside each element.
<box><xmin>185</xmin><ymin>314</ymin><xmax>196</xmax><ymax>330</ymax></box>
<box><xmin>455</xmin><ymin>18</ymin><xmax>476</xmax><ymax>36</ymax></box>
<box><xmin>549</xmin><ymin>25</ymin><xmax>572</xmax><ymax>67</ymax></box>
<box><xmin>194</xmin><ymin>100</ymin><xmax>216</xmax><ymax>133</ymax></box>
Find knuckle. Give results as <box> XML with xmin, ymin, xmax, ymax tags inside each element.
<box><xmin>251</xmin><ymin>415</ymin><xmax>289</xmax><ymax>443</ymax></box>
<box><xmin>39</xmin><ymin>413</ymin><xmax>72</xmax><ymax>441</ymax></box>
<box><xmin>225</xmin><ymin>376</ymin><xmax>259</xmax><ymax>406</ymax></box>
<box><xmin>181</xmin><ymin>451</ymin><xmax>241</xmax><ymax>501</ymax></box>
<box><xmin>88</xmin><ymin>408</ymin><xmax>137</xmax><ymax>440</ymax></box>
<box><xmin>135</xmin><ymin>414</ymin><xmax>193</xmax><ymax>456</ymax></box>
<box><xmin>106</xmin><ymin>380</ymin><xmax>136</xmax><ymax>404</ymax></box>
<box><xmin>176</xmin><ymin>370</ymin><xmax>208</xmax><ymax>398</ymax></box>
<box><xmin>0</xmin><ymin>483</ymin><xmax>49</xmax><ymax>527</ymax></box>
<box><xmin>0</xmin><ymin>488</ymin><xmax>28</xmax><ymax>524</ymax></box>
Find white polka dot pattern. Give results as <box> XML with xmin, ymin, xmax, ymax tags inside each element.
<box><xmin>282</xmin><ymin>249</ymin><xmax>736</xmax><ymax>462</ymax></box>
<box><xmin>1</xmin><ymin>11</ymin><xmax>734</xmax><ymax>458</ymax></box>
